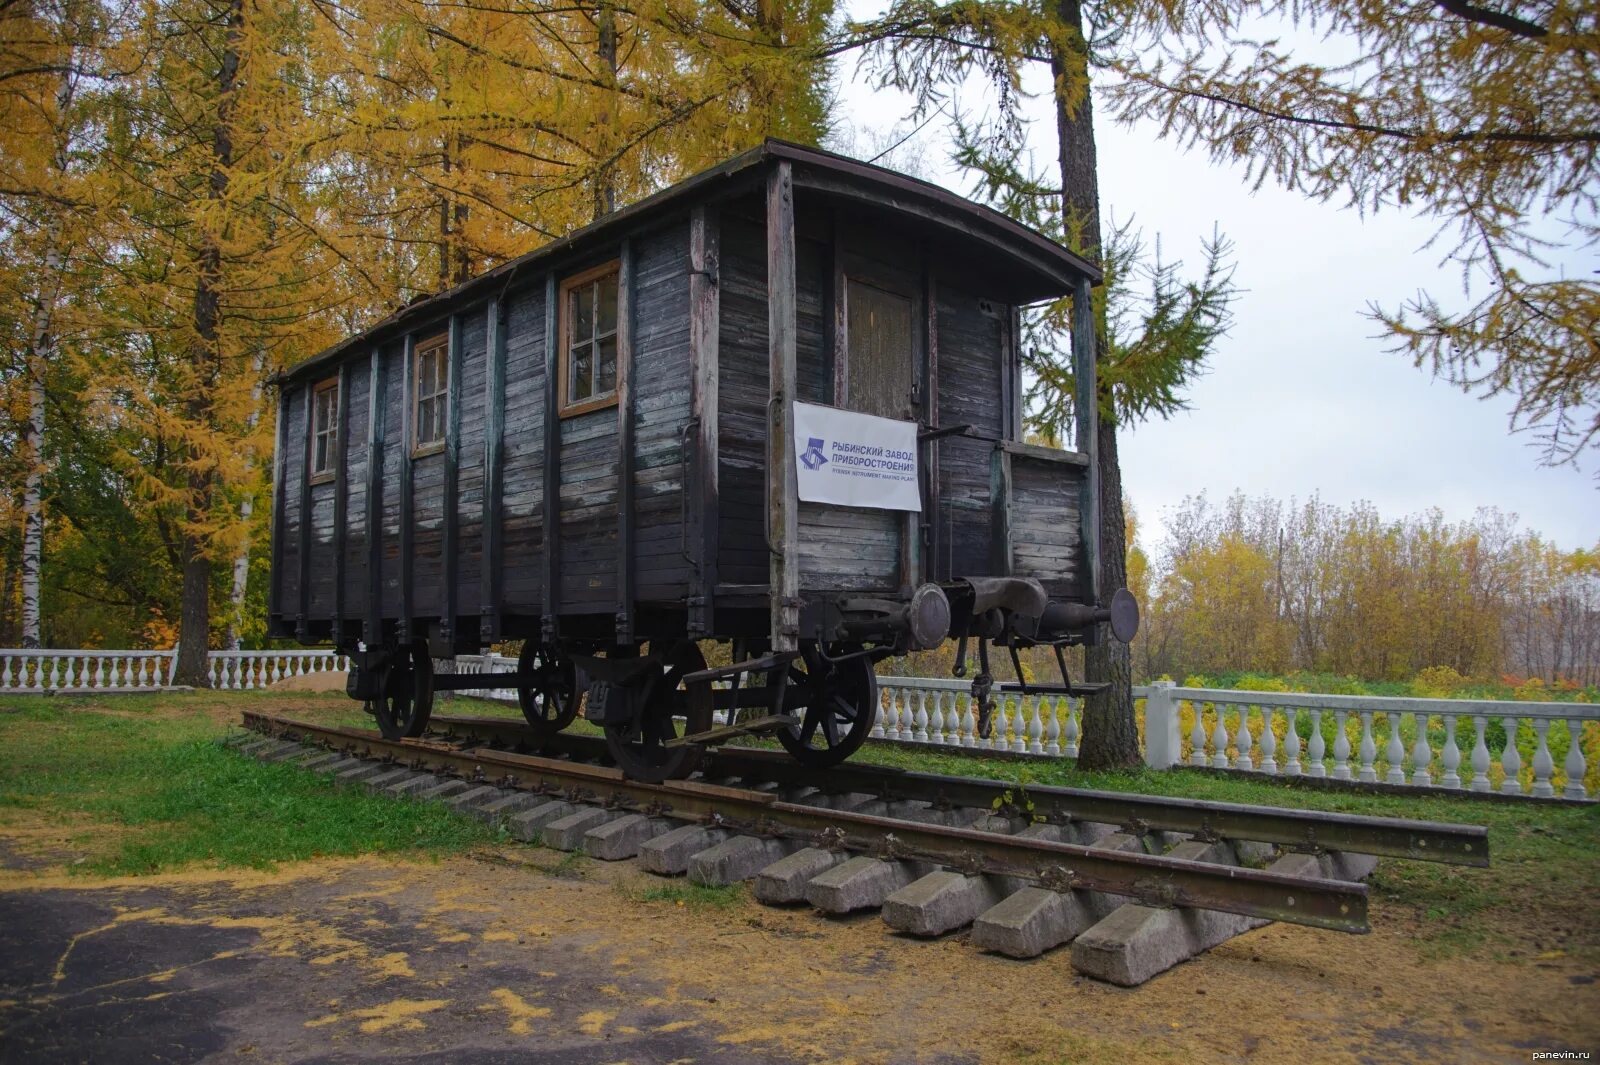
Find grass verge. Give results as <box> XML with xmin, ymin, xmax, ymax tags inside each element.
<box><xmin>0</xmin><ymin>693</ymin><xmax>489</xmax><ymax>875</ymax></box>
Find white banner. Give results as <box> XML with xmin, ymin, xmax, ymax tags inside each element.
<box><xmin>793</xmin><ymin>401</ymin><xmax>921</xmax><ymax>512</ymax></box>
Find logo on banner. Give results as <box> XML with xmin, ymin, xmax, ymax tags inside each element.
<box><xmin>800</xmin><ymin>437</ymin><xmax>829</xmax><ymax>471</ymax></box>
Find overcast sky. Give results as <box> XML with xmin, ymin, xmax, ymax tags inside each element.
<box><xmin>826</xmin><ymin>7</ymin><xmax>1599</xmax><ymax>554</ymax></box>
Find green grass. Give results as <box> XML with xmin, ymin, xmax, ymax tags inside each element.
<box><xmin>0</xmin><ymin>694</ymin><xmax>490</xmax><ymax>875</ymax></box>
<box><xmin>848</xmin><ymin>741</ymin><xmax>1600</xmax><ymax>961</ymax></box>
<box><xmin>0</xmin><ymin>689</ymin><xmax>1593</xmax><ymax>965</ymax></box>
<box><xmin>617</xmin><ymin>879</ymin><xmax>746</xmax><ymax>910</ymax></box>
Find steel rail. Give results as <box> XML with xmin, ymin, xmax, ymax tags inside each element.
<box><xmin>427</xmin><ymin>714</ymin><xmax>1490</xmax><ymax>867</ymax></box>
<box><xmin>242</xmin><ymin>711</ymin><xmax>1370</xmax><ymax>933</ymax></box>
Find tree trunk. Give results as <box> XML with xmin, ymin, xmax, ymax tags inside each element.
<box><xmin>20</xmin><ymin>318</ymin><xmax>47</xmax><ymax>650</ymax></box>
<box><xmin>173</xmin><ymin>0</ymin><xmax>242</xmax><ymax>687</ymax></box>
<box><xmin>593</xmin><ymin>2</ymin><xmax>618</xmax><ymax>220</ymax></box>
<box><xmin>1078</xmin><ymin>421</ymin><xmax>1139</xmax><ymax>767</ymax></box>
<box><xmin>224</xmin><ymin>493</ymin><xmax>252</xmax><ymax>650</ymax></box>
<box><xmin>1053</xmin><ymin>0</ymin><xmax>1139</xmax><ymax>768</ymax></box>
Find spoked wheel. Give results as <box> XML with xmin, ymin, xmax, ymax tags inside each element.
<box><xmin>602</xmin><ymin>641</ymin><xmax>711</xmax><ymax>784</ymax></box>
<box><xmin>775</xmin><ymin>641</ymin><xmax>879</xmax><ymax>769</ymax></box>
<box><xmin>374</xmin><ymin>639</ymin><xmax>434</xmax><ymax>740</ymax></box>
<box><xmin>516</xmin><ymin>641</ymin><xmax>578</xmax><ymax>738</ymax></box>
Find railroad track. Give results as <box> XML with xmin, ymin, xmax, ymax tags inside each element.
<box><xmin>235</xmin><ymin>710</ymin><xmax>1491</xmax><ymax>986</ymax></box>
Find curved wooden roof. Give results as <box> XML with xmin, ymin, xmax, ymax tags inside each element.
<box><xmin>283</xmin><ymin>139</ymin><xmax>1099</xmax><ymax>383</ymax></box>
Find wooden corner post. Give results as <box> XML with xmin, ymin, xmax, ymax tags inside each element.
<box><xmin>767</xmin><ymin>161</ymin><xmax>799</xmax><ymax>652</ymax></box>
<box><xmin>1071</xmin><ymin>275</ymin><xmax>1100</xmax><ymax>608</ymax></box>
<box><xmin>688</xmin><ymin>205</ymin><xmax>720</xmax><ymax>638</ymax></box>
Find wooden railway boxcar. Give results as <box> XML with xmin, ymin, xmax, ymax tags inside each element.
<box><xmin>268</xmin><ymin>139</ymin><xmax>1136</xmax><ymax>781</ymax></box>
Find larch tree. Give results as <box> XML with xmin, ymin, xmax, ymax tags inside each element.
<box><xmin>94</xmin><ymin>0</ymin><xmax>336</xmax><ymax>682</ymax></box>
<box><xmin>1101</xmin><ymin>0</ymin><xmax>1600</xmax><ymax>466</ymax></box>
<box><xmin>851</xmin><ymin>0</ymin><xmax>1236</xmax><ymax>767</ymax></box>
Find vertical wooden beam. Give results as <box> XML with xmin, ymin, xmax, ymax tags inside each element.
<box><xmin>990</xmin><ymin>446</ymin><xmax>1012</xmax><ymax>576</ymax></box>
<box><xmin>268</xmin><ymin>383</ymin><xmax>287</xmax><ymax>628</ymax></box>
<box><xmin>399</xmin><ymin>333</ymin><xmax>415</xmax><ymax>644</ymax></box>
<box><xmin>615</xmin><ymin>239</ymin><xmax>636</xmax><ymax>646</ymax></box>
<box><xmin>331</xmin><ymin>360</ymin><xmax>350</xmax><ymax>646</ymax></box>
<box><xmin>364</xmin><ymin>346</ymin><xmax>386</xmax><ymax>644</ymax></box>
<box><xmin>830</xmin><ymin>212</ymin><xmax>847</xmax><ymax>405</ymax></box>
<box><xmin>1009</xmin><ymin>305</ymin><xmax>1025</xmax><ymax>439</ymax></box>
<box><xmin>924</xmin><ymin>271</ymin><xmax>942</xmax><ymax>581</ymax></box>
<box><xmin>541</xmin><ymin>274</ymin><xmax>561</xmax><ymax>641</ymax></box>
<box><xmin>295</xmin><ymin>383</ymin><xmax>312</xmax><ymax>642</ymax></box>
<box><xmin>1072</xmin><ymin>276</ymin><xmax>1100</xmax><ymax>606</ymax></box>
<box><xmin>688</xmin><ymin>205</ymin><xmax>720</xmax><ymax>637</ymax></box>
<box><xmin>441</xmin><ymin>313</ymin><xmax>462</xmax><ymax>648</ymax></box>
<box><xmin>767</xmin><ymin>161</ymin><xmax>799</xmax><ymax>652</ymax></box>
<box><xmin>481</xmin><ymin>296</ymin><xmax>506</xmax><ymax>644</ymax></box>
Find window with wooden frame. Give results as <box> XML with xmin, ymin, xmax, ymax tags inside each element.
<box><xmin>559</xmin><ymin>261</ymin><xmax>621</xmax><ymax>417</ymax></box>
<box><xmin>413</xmin><ymin>332</ymin><xmax>449</xmax><ymax>454</ymax></box>
<box><xmin>309</xmin><ymin>376</ymin><xmax>340</xmax><ymax>483</ymax></box>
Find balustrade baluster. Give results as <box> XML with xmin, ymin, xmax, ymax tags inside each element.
<box><xmin>1045</xmin><ymin>697</ymin><xmax>1062</xmax><ymax>756</ymax></box>
<box><xmin>1439</xmin><ymin>714</ymin><xmax>1462</xmax><ymax>788</ymax></box>
<box><xmin>1530</xmin><ymin>720</ymin><xmax>1555</xmax><ymax>798</ymax></box>
<box><xmin>870</xmin><ymin>688</ymin><xmax>889</xmax><ymax>738</ymax></box>
<box><xmin>1357</xmin><ymin>711</ymin><xmax>1378</xmax><ymax>782</ymax></box>
<box><xmin>1469</xmin><ymin>716</ymin><xmax>1491</xmax><ymax>791</ymax></box>
<box><xmin>96</xmin><ymin>655</ymin><xmax>109</xmax><ymax>689</ymax></box>
<box><xmin>1500</xmin><ymin>715</ymin><xmax>1523</xmax><ymax>795</ymax></box>
<box><xmin>1564</xmin><ymin>720</ymin><xmax>1588</xmax><ymax>800</ymax></box>
<box><xmin>1282</xmin><ymin>708</ymin><xmax>1301</xmax><ymax>775</ymax></box>
<box><xmin>933</xmin><ymin>691</ymin><xmax>951</xmax><ymax>744</ymax></box>
<box><xmin>1410</xmin><ymin>712</ymin><xmax>1433</xmax><ymax>786</ymax></box>
<box><xmin>1010</xmin><ymin>696</ymin><xmax>1028</xmax><ymax>753</ymax></box>
<box><xmin>1331</xmin><ymin>710</ymin><xmax>1352</xmax><ymax>780</ymax></box>
<box><xmin>1062</xmin><ymin>699</ymin><xmax>1079</xmax><ymax>758</ymax></box>
<box><xmin>1258</xmin><ymin>707</ymin><xmax>1278</xmax><ymax>774</ymax></box>
<box><xmin>913</xmin><ymin>690</ymin><xmax>930</xmax><ymax>743</ymax></box>
<box><xmin>1234</xmin><ymin>705</ymin><xmax>1255</xmax><ymax>771</ymax></box>
<box><xmin>1210</xmin><ymin>703</ymin><xmax>1230</xmax><ymax>769</ymax></box>
<box><xmin>1190</xmin><ymin>701</ymin><xmax>1208</xmax><ymax>766</ymax></box>
<box><xmin>62</xmin><ymin>655</ymin><xmax>77</xmax><ymax>689</ymax></box>
<box><xmin>1306</xmin><ymin>709</ymin><xmax>1326</xmax><ymax>777</ymax></box>
<box><xmin>1384</xmin><ymin>713</ymin><xmax>1407</xmax><ymax>784</ymax></box>
<box><xmin>1025</xmin><ymin>696</ymin><xmax>1043</xmax><ymax>754</ymax></box>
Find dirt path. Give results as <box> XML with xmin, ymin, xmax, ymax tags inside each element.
<box><xmin>1</xmin><ymin>848</ymin><xmax>1595</xmax><ymax>1065</ymax></box>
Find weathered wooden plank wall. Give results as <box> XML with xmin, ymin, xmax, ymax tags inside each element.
<box><xmin>935</xmin><ymin>290</ymin><xmax>1006</xmax><ymax>579</ymax></box>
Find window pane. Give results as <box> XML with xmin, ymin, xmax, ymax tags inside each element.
<box><xmin>417</xmin><ymin>350</ymin><xmax>433</xmax><ymax>395</ymax></box>
<box><xmin>597</xmin><ymin>274</ymin><xmax>618</xmax><ymax>336</ymax></box>
<box><xmin>315</xmin><ymin>433</ymin><xmax>329</xmax><ymax>472</ymax></box>
<box><xmin>573</xmin><ymin>285</ymin><xmax>594</xmax><ymax>342</ymax></box>
<box><xmin>571</xmin><ymin>343</ymin><xmax>592</xmax><ymax>402</ymax></box>
<box><xmin>597</xmin><ymin>335</ymin><xmax>617</xmax><ymax>395</ymax></box>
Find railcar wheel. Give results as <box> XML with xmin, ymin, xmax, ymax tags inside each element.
<box><xmin>516</xmin><ymin>642</ymin><xmax>578</xmax><ymax>737</ymax></box>
<box><xmin>775</xmin><ymin>642</ymin><xmax>879</xmax><ymax>769</ymax></box>
<box><xmin>374</xmin><ymin>640</ymin><xmax>434</xmax><ymax>740</ymax></box>
<box><xmin>602</xmin><ymin>641</ymin><xmax>710</xmax><ymax>784</ymax></box>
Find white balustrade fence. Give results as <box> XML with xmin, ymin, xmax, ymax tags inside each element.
<box><xmin>870</xmin><ymin>675</ymin><xmax>1082</xmax><ymax>756</ymax></box>
<box><xmin>0</xmin><ymin>647</ymin><xmax>348</xmax><ymax>693</ymax></box>
<box><xmin>1139</xmin><ymin>681</ymin><xmax>1597</xmax><ymax>800</ymax></box>
<box><xmin>4</xmin><ymin>646</ymin><xmax>1593</xmax><ymax>800</ymax></box>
